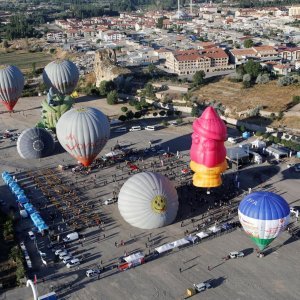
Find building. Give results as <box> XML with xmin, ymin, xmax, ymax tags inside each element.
<box><xmin>229</xmin><ymin>46</ymin><xmax>279</xmax><ymax>65</ymax></box>
<box><xmin>165</xmin><ymin>48</ymin><xmax>230</xmax><ymax>75</ymax></box>
<box><xmin>289</xmin><ymin>6</ymin><xmax>300</xmax><ymax>17</ymax></box>
<box><xmin>265</xmin><ymin>144</ymin><xmax>290</xmax><ymax>160</ymax></box>
<box><xmin>226</xmin><ymin>147</ymin><xmax>250</xmax><ymax>165</ymax></box>
<box><xmin>278</xmin><ymin>47</ymin><xmax>300</xmax><ymax>62</ymax></box>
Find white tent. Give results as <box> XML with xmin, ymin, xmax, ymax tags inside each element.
<box><xmin>124</xmin><ymin>252</ymin><xmax>144</xmax><ymax>263</ymax></box>
<box><xmin>196</xmin><ymin>231</ymin><xmax>209</xmax><ymax>239</ymax></box>
<box><xmin>208</xmin><ymin>225</ymin><xmax>221</xmax><ymax>233</ymax></box>
<box><xmin>155</xmin><ymin>243</ymin><xmax>175</xmax><ymax>254</ymax></box>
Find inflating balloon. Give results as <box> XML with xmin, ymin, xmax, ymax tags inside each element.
<box><xmin>17</xmin><ymin>128</ymin><xmax>55</xmax><ymax>159</ymax></box>
<box><xmin>118</xmin><ymin>172</ymin><xmax>179</xmax><ymax>229</ymax></box>
<box><xmin>0</xmin><ymin>65</ymin><xmax>24</xmax><ymax>111</ymax></box>
<box><xmin>56</xmin><ymin>107</ymin><xmax>110</xmax><ymax>166</ymax></box>
<box><xmin>238</xmin><ymin>191</ymin><xmax>290</xmax><ymax>251</ymax></box>
<box><xmin>43</xmin><ymin>60</ymin><xmax>79</xmax><ymax>95</ymax></box>
<box><xmin>190</xmin><ymin>107</ymin><xmax>227</xmax><ymax>188</ymax></box>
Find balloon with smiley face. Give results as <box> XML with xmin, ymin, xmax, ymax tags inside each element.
<box><xmin>190</xmin><ymin>106</ymin><xmax>227</xmax><ymax>188</ymax></box>
<box><xmin>118</xmin><ymin>172</ymin><xmax>179</xmax><ymax>229</ymax></box>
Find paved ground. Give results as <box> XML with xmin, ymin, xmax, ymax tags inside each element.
<box><xmin>0</xmin><ymin>96</ymin><xmax>300</xmax><ymax>300</ymax></box>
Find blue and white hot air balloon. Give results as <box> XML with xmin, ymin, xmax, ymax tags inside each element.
<box><xmin>238</xmin><ymin>191</ymin><xmax>290</xmax><ymax>251</ymax></box>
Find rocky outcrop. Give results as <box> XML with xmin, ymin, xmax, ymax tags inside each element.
<box><xmin>94</xmin><ymin>49</ymin><xmax>131</xmax><ymax>87</ymax></box>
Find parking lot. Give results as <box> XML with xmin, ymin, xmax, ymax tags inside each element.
<box><xmin>0</xmin><ymin>97</ymin><xmax>300</xmax><ymax>300</ymax></box>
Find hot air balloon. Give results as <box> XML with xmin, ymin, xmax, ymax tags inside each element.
<box><xmin>190</xmin><ymin>106</ymin><xmax>227</xmax><ymax>188</ymax></box>
<box><xmin>56</xmin><ymin>107</ymin><xmax>110</xmax><ymax>166</ymax></box>
<box><xmin>0</xmin><ymin>65</ymin><xmax>24</xmax><ymax>111</ymax></box>
<box><xmin>17</xmin><ymin>128</ymin><xmax>55</xmax><ymax>159</ymax></box>
<box><xmin>43</xmin><ymin>60</ymin><xmax>79</xmax><ymax>95</ymax></box>
<box><xmin>238</xmin><ymin>191</ymin><xmax>290</xmax><ymax>251</ymax></box>
<box><xmin>118</xmin><ymin>172</ymin><xmax>179</xmax><ymax>229</ymax></box>
<box><xmin>41</xmin><ymin>88</ymin><xmax>73</xmax><ymax>130</ymax></box>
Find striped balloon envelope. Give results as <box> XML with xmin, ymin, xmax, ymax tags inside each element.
<box><xmin>238</xmin><ymin>191</ymin><xmax>290</xmax><ymax>251</ymax></box>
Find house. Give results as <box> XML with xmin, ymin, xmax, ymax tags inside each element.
<box><xmin>229</xmin><ymin>48</ymin><xmax>256</xmax><ymax>65</ymax></box>
<box><xmin>278</xmin><ymin>47</ymin><xmax>300</xmax><ymax>62</ymax></box>
<box><xmin>273</xmin><ymin>64</ymin><xmax>292</xmax><ymax>76</ymax></box>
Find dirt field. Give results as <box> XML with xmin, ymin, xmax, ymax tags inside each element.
<box><xmin>194</xmin><ymin>78</ymin><xmax>300</xmax><ymax>112</ymax></box>
<box><xmin>0</xmin><ymin>51</ymin><xmax>53</xmax><ymax>71</ymax></box>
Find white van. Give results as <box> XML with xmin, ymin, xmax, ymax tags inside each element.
<box><xmin>129</xmin><ymin>126</ymin><xmax>142</xmax><ymax>132</ymax></box>
<box><xmin>66</xmin><ymin>258</ymin><xmax>80</xmax><ymax>268</ymax></box>
<box><xmin>114</xmin><ymin>127</ymin><xmax>127</xmax><ymax>133</ymax></box>
<box><xmin>63</xmin><ymin>232</ymin><xmax>79</xmax><ymax>242</ymax></box>
<box><xmin>145</xmin><ymin>125</ymin><xmax>157</xmax><ymax>131</ymax></box>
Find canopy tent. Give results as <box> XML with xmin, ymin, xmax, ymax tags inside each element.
<box><xmin>196</xmin><ymin>231</ymin><xmax>209</xmax><ymax>239</ymax></box>
<box><xmin>208</xmin><ymin>225</ymin><xmax>221</xmax><ymax>233</ymax></box>
<box><xmin>185</xmin><ymin>235</ymin><xmax>198</xmax><ymax>244</ymax></box>
<box><xmin>124</xmin><ymin>252</ymin><xmax>144</xmax><ymax>263</ymax></box>
<box><xmin>17</xmin><ymin>196</ymin><xmax>29</xmax><ymax>205</ymax></box>
<box><xmin>24</xmin><ymin>203</ymin><xmax>37</xmax><ymax>215</ymax></box>
<box><xmin>155</xmin><ymin>238</ymin><xmax>190</xmax><ymax>254</ymax></box>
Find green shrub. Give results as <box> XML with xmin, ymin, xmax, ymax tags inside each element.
<box><xmin>121</xmin><ymin>106</ymin><xmax>128</xmax><ymax>112</ymax></box>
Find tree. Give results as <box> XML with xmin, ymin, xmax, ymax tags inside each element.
<box><xmin>277</xmin><ymin>76</ymin><xmax>293</xmax><ymax>87</ymax></box>
<box><xmin>3</xmin><ymin>40</ymin><xmax>9</xmax><ymax>48</ymax></box>
<box><xmin>145</xmin><ymin>83</ymin><xmax>155</xmax><ymax>98</ymax></box>
<box><xmin>121</xmin><ymin>106</ymin><xmax>128</xmax><ymax>112</ymax></box>
<box><xmin>134</xmin><ymin>102</ymin><xmax>142</xmax><ymax>111</ymax></box>
<box><xmin>193</xmin><ymin>71</ymin><xmax>205</xmax><ymax>86</ymax></box>
<box><xmin>99</xmin><ymin>80</ymin><xmax>115</xmax><ymax>96</ymax></box>
<box><xmin>242</xmin><ymin>73</ymin><xmax>251</xmax><ymax>88</ymax></box>
<box><xmin>244</xmin><ymin>39</ymin><xmax>254</xmax><ymax>48</ymax></box>
<box><xmin>119</xmin><ymin>115</ymin><xmax>127</xmax><ymax>122</ymax></box>
<box><xmin>134</xmin><ymin>111</ymin><xmax>142</xmax><ymax>118</ymax></box>
<box><xmin>148</xmin><ymin>64</ymin><xmax>155</xmax><ymax>74</ymax></box>
<box><xmin>191</xmin><ymin>106</ymin><xmax>199</xmax><ymax>117</ymax></box>
<box><xmin>153</xmin><ymin>112</ymin><xmax>158</xmax><ymax>117</ymax></box>
<box><xmin>244</xmin><ymin>60</ymin><xmax>262</xmax><ymax>79</ymax></box>
<box><xmin>107</xmin><ymin>90</ymin><xmax>118</xmax><ymax>105</ymax></box>
<box><xmin>126</xmin><ymin>110</ymin><xmax>134</xmax><ymax>120</ymax></box>
<box><xmin>31</xmin><ymin>62</ymin><xmax>36</xmax><ymax>76</ymax></box>
<box><xmin>157</xmin><ymin>17</ymin><xmax>166</xmax><ymax>29</ymax></box>
<box><xmin>256</xmin><ymin>73</ymin><xmax>270</xmax><ymax>84</ymax></box>
<box><xmin>159</xmin><ymin>110</ymin><xmax>166</xmax><ymax>116</ymax></box>
<box><xmin>167</xmin><ymin>110</ymin><xmax>174</xmax><ymax>116</ymax></box>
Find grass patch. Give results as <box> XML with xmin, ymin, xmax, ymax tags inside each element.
<box><xmin>194</xmin><ymin>77</ymin><xmax>300</xmax><ymax>112</ymax></box>
<box><xmin>0</xmin><ymin>50</ymin><xmax>53</xmax><ymax>71</ymax></box>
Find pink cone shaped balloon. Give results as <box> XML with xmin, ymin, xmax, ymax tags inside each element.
<box><xmin>190</xmin><ymin>107</ymin><xmax>227</xmax><ymax>188</ymax></box>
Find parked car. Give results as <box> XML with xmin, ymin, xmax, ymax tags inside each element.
<box><xmin>86</xmin><ymin>269</ymin><xmax>101</xmax><ymax>277</ymax></box>
<box><xmin>129</xmin><ymin>126</ymin><xmax>142</xmax><ymax>132</ymax></box>
<box><xmin>193</xmin><ymin>282</ymin><xmax>211</xmax><ymax>292</ymax></box>
<box><xmin>66</xmin><ymin>258</ymin><xmax>80</xmax><ymax>268</ymax></box>
<box><xmin>28</xmin><ymin>231</ymin><xmax>35</xmax><ymax>240</ymax></box>
<box><xmin>104</xmin><ymin>197</ymin><xmax>118</xmax><ymax>205</ymax></box>
<box><xmin>145</xmin><ymin>125</ymin><xmax>157</xmax><ymax>131</ymax></box>
<box><xmin>55</xmin><ymin>249</ymin><xmax>64</xmax><ymax>255</ymax></box>
<box><xmin>59</xmin><ymin>250</ymin><xmax>69</xmax><ymax>259</ymax></box>
<box><xmin>63</xmin><ymin>256</ymin><xmax>74</xmax><ymax>264</ymax></box>
<box><xmin>229</xmin><ymin>251</ymin><xmax>244</xmax><ymax>258</ymax></box>
<box><xmin>63</xmin><ymin>232</ymin><xmax>79</xmax><ymax>242</ymax></box>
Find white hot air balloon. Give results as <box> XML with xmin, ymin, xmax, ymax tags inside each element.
<box><xmin>0</xmin><ymin>65</ymin><xmax>24</xmax><ymax>111</ymax></box>
<box><xmin>56</xmin><ymin>107</ymin><xmax>110</xmax><ymax>166</ymax></box>
<box><xmin>118</xmin><ymin>172</ymin><xmax>179</xmax><ymax>229</ymax></box>
<box><xmin>43</xmin><ymin>60</ymin><xmax>79</xmax><ymax>95</ymax></box>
